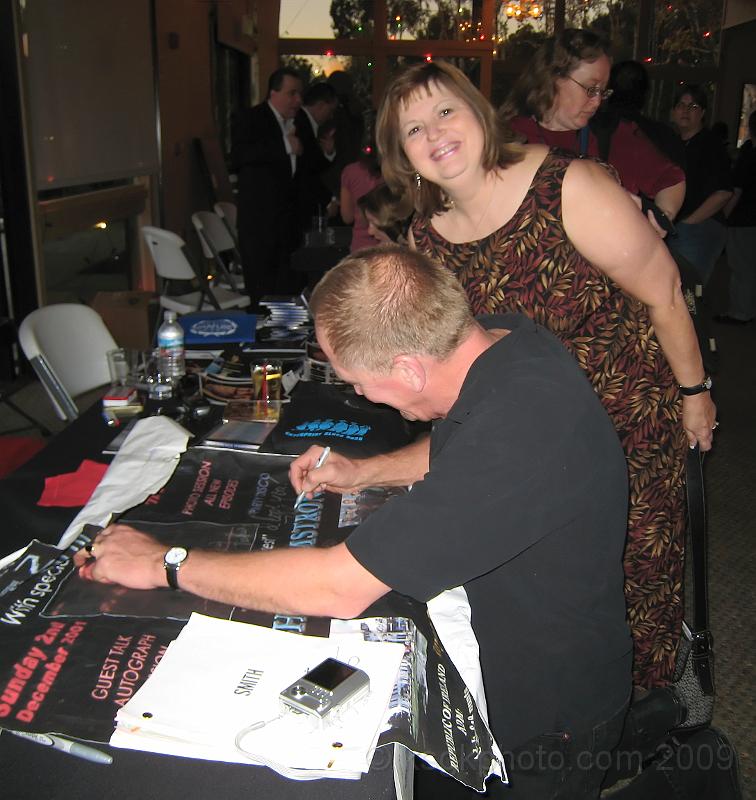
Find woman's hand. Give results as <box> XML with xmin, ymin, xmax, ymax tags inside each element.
<box><xmin>628</xmin><ymin>192</ymin><xmax>668</xmax><ymax>238</ymax></box>
<box><xmin>682</xmin><ymin>393</ymin><xmax>717</xmax><ymax>452</ymax></box>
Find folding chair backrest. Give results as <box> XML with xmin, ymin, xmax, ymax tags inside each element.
<box><xmin>142</xmin><ymin>226</ymin><xmax>196</xmax><ymax>282</ymax></box>
<box><xmin>192</xmin><ymin>211</ymin><xmax>236</xmax><ymax>258</ymax></box>
<box><xmin>18</xmin><ymin>304</ymin><xmax>117</xmax><ymax>421</ymax></box>
<box><xmin>214</xmin><ymin>201</ymin><xmax>238</xmax><ymax>239</ymax></box>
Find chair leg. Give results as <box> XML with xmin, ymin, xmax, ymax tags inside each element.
<box><xmin>0</xmin><ymin>393</ymin><xmax>52</xmax><ymax>436</ymax></box>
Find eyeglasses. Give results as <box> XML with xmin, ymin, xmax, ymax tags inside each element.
<box><xmin>567</xmin><ymin>75</ymin><xmax>613</xmax><ymax>100</ymax></box>
<box><xmin>675</xmin><ymin>101</ymin><xmax>702</xmax><ymax>112</ymax></box>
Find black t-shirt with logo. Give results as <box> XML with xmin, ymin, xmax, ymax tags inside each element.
<box><xmin>260</xmin><ymin>380</ymin><xmax>426</xmax><ymax>457</ymax></box>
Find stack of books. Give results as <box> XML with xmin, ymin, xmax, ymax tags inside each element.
<box><xmin>258</xmin><ymin>296</ymin><xmax>311</xmax><ymax>344</ymax></box>
<box><xmin>102</xmin><ymin>386</ymin><xmax>138</xmax><ymax>407</ymax></box>
<box><xmin>101</xmin><ymin>387</ymin><xmax>143</xmax><ymax>426</ymax></box>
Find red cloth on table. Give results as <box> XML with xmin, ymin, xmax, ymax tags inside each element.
<box><xmin>37</xmin><ymin>459</ymin><xmax>108</xmax><ymax>507</ymax></box>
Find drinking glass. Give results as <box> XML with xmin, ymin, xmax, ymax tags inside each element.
<box><xmin>106</xmin><ymin>348</ymin><xmax>129</xmax><ymax>386</ymax></box>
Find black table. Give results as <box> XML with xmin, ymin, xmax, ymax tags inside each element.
<box><xmin>0</xmin><ymin>402</ymin><xmax>401</xmax><ymax>800</ymax></box>
<box><xmin>0</xmin><ymin>402</ymin><xmax>115</xmax><ymax>552</ymax></box>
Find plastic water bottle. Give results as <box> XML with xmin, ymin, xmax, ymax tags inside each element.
<box><xmin>157</xmin><ymin>310</ymin><xmax>185</xmax><ymax>383</ymax></box>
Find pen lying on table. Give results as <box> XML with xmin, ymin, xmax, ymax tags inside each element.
<box><xmin>294</xmin><ymin>446</ymin><xmax>331</xmax><ymax>509</ymax></box>
<box><xmin>4</xmin><ymin>728</ymin><xmax>113</xmax><ymax>765</ymax></box>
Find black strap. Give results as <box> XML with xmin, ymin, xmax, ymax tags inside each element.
<box><xmin>577</xmin><ymin>126</ymin><xmax>590</xmax><ymax>157</ymax></box>
<box><xmin>685</xmin><ymin>445</ymin><xmax>708</xmax><ymax>629</ymax></box>
<box><xmin>685</xmin><ymin>444</ymin><xmax>715</xmax><ymax>695</ymax></box>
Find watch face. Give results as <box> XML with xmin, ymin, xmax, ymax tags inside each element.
<box><xmin>165</xmin><ymin>546</ymin><xmax>188</xmax><ymax>566</ymax></box>
<box><xmin>703</xmin><ymin>377</ymin><xmax>712</xmax><ymax>390</ymax></box>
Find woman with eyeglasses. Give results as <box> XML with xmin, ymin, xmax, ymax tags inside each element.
<box><xmin>501</xmin><ymin>29</ymin><xmax>686</xmax><ymax>225</ymax></box>
<box><xmin>669</xmin><ymin>84</ymin><xmax>734</xmax><ymax>287</ymax></box>
<box><xmin>376</xmin><ymin>59</ymin><xmax>716</xmax><ymax>696</ymax></box>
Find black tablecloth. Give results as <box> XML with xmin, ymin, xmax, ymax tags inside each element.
<box><xmin>0</xmin><ymin>402</ymin><xmax>116</xmax><ymax>554</ymax></box>
<box><xmin>0</xmin><ymin>731</ymin><xmax>399</xmax><ymax>800</ymax></box>
<box><xmin>0</xmin><ymin>402</ymin><xmax>399</xmax><ymax>800</ymax></box>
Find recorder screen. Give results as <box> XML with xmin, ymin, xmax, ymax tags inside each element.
<box><xmin>304</xmin><ymin>658</ymin><xmax>356</xmax><ymax>691</ymax></box>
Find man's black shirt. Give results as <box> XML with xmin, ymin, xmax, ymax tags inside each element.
<box><xmin>347</xmin><ymin>314</ymin><xmax>632</xmax><ymax>750</ymax></box>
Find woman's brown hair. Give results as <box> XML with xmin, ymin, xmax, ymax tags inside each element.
<box><xmin>357</xmin><ymin>184</ymin><xmax>413</xmax><ymax>242</ymax></box>
<box><xmin>501</xmin><ymin>28</ymin><xmax>610</xmax><ymax>124</ymax></box>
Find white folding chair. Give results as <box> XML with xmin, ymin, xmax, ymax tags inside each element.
<box><xmin>18</xmin><ymin>304</ymin><xmax>118</xmax><ymax>422</ymax></box>
<box><xmin>141</xmin><ymin>226</ymin><xmax>250</xmax><ymax>315</ymax></box>
<box><xmin>214</xmin><ymin>201</ymin><xmax>238</xmax><ymax>246</ymax></box>
<box><xmin>191</xmin><ymin>211</ymin><xmax>245</xmax><ymax>291</ymax></box>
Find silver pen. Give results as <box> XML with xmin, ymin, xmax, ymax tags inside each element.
<box><xmin>294</xmin><ymin>446</ymin><xmax>331</xmax><ymax>509</ymax></box>
<box><xmin>5</xmin><ymin>728</ymin><xmax>113</xmax><ymax>765</ymax></box>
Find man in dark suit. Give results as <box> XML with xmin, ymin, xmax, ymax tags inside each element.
<box><xmin>295</xmin><ymin>82</ymin><xmax>339</xmax><ymax>231</ymax></box>
<box><xmin>231</xmin><ymin>67</ymin><xmax>304</xmax><ymax>308</ymax></box>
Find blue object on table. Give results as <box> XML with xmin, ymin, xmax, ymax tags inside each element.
<box><xmin>178</xmin><ymin>311</ymin><xmax>256</xmax><ymax>346</ymax></box>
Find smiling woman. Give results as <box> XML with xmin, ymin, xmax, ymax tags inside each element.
<box><xmin>377</xmin><ymin>60</ymin><xmax>523</xmax><ymax>223</ymax></box>
<box><xmin>376</xmin><ymin>58</ymin><xmax>716</xmax><ymax>691</ymax></box>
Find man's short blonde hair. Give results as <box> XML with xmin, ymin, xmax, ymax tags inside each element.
<box><xmin>310</xmin><ymin>245</ymin><xmax>475</xmax><ymax>374</ymax></box>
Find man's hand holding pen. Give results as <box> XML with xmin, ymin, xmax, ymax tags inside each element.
<box><xmin>289</xmin><ymin>446</ymin><xmax>365</xmax><ymax>501</ymax></box>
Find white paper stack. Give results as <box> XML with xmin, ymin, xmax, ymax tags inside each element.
<box><xmin>111</xmin><ymin>614</ymin><xmax>405</xmax><ymax>780</ymax></box>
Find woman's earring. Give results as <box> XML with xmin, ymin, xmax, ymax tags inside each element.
<box><xmin>415</xmin><ymin>172</ymin><xmax>421</xmax><ymax>190</ymax></box>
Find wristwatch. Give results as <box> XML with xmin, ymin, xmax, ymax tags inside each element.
<box><xmin>163</xmin><ymin>546</ymin><xmax>190</xmax><ymax>590</ymax></box>
<box><xmin>678</xmin><ymin>376</ymin><xmax>713</xmax><ymax>396</ymax></box>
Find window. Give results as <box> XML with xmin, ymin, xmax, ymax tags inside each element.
<box><xmin>650</xmin><ymin>0</ymin><xmax>725</xmax><ymax>68</ymax></box>
<box><xmin>278</xmin><ymin>1</ymin><xmax>496</xmax><ymax>109</ymax></box>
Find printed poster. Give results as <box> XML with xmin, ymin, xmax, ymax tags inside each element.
<box><xmin>0</xmin><ymin>449</ymin><xmax>502</xmax><ymax>790</ymax></box>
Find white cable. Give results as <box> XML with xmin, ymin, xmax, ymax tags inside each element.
<box><xmin>234</xmin><ymin>710</ymin><xmax>332</xmax><ymax>781</ymax></box>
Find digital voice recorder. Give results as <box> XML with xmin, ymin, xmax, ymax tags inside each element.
<box><xmin>279</xmin><ymin>657</ymin><xmax>370</xmax><ymax>721</ymax></box>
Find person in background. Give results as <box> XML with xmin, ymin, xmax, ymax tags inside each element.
<box><xmin>377</xmin><ymin>59</ymin><xmax>716</xmax><ymax>691</ymax></box>
<box><xmin>327</xmin><ymin>70</ymin><xmax>366</xmax><ymax>171</ymax></box>
<box><xmin>340</xmin><ymin>144</ymin><xmax>384</xmax><ymax>251</ymax></box>
<box><xmin>710</xmin><ymin>121</ymin><xmax>731</xmax><ymax>151</ymax></box>
<box><xmin>717</xmin><ymin>110</ymin><xmax>756</xmax><ymax>324</ymax></box>
<box><xmin>230</xmin><ymin>67</ymin><xmax>303</xmax><ymax>307</ymax></box>
<box><xmin>357</xmin><ymin>183</ymin><xmax>414</xmax><ymax>244</ymax></box>
<box><xmin>314</xmin><ymin>117</ymin><xmax>341</xmax><ymax>211</ymax></box>
<box><xmin>296</xmin><ymin>82</ymin><xmax>340</xmax><ymax>232</ymax></box>
<box><xmin>502</xmin><ymin>29</ymin><xmax>686</xmax><ymax>225</ymax></box>
<box><xmin>596</xmin><ymin>59</ymin><xmax>686</xmax><ymax>170</ymax></box>
<box><xmin>668</xmin><ymin>84</ymin><xmax>733</xmax><ymax>287</ymax></box>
